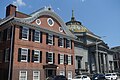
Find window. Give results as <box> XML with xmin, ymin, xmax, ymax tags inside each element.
<box><xmin>59</xmin><ymin>27</ymin><xmax>63</xmax><ymax>32</ymax></box>
<box><xmin>32</xmin><ymin>50</ymin><xmax>42</xmax><ymax>63</ymax></box>
<box><xmin>5</xmin><ymin>48</ymin><xmax>10</xmax><ymax>62</ymax></box>
<box><xmin>68</xmin><ymin>71</ymin><xmax>72</xmax><ymax>80</ymax></box>
<box><xmin>46</xmin><ymin>52</ymin><xmax>54</xmax><ymax>64</ymax></box>
<box><xmin>68</xmin><ymin>55</ymin><xmax>71</xmax><ymax>65</ymax></box>
<box><xmin>34</xmin><ymin>30</ymin><xmax>40</xmax><ymax>42</ymax></box>
<box><xmin>66</xmin><ymin>39</ymin><xmax>71</xmax><ymax>49</ymax></box>
<box><xmin>59</xmin><ymin>71</ymin><xmax>65</xmax><ymax>76</ymax></box>
<box><xmin>48</xmin><ymin>34</ymin><xmax>53</xmax><ymax>45</ymax></box>
<box><xmin>36</xmin><ymin>19</ymin><xmax>41</xmax><ymax>25</ymax></box>
<box><xmin>7</xmin><ymin>27</ymin><xmax>11</xmax><ymax>40</ymax></box>
<box><xmin>60</xmin><ymin>54</ymin><xmax>64</xmax><ymax>64</ymax></box>
<box><xmin>33</xmin><ymin>71</ymin><xmax>40</xmax><ymax>80</ymax></box>
<box><xmin>19</xmin><ymin>71</ymin><xmax>27</xmax><ymax>80</ymax></box>
<box><xmin>47</xmin><ymin>18</ymin><xmax>54</xmax><ymax>26</ymax></box>
<box><xmin>18</xmin><ymin>48</ymin><xmax>30</xmax><ymax>62</ymax></box>
<box><xmin>58</xmin><ymin>37</ymin><xmax>64</xmax><ymax>47</ymax></box>
<box><xmin>22</xmin><ymin>27</ymin><xmax>29</xmax><ymax>40</ymax></box>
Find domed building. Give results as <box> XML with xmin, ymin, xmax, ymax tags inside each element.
<box><xmin>66</xmin><ymin>10</ymin><xmax>112</xmax><ymax>74</ymax></box>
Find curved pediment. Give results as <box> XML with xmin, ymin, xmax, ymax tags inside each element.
<box><xmin>15</xmin><ymin>7</ymin><xmax>75</xmax><ymax>38</ymax></box>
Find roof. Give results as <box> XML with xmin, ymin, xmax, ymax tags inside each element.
<box><xmin>0</xmin><ymin>6</ymin><xmax>76</xmax><ymax>39</ymax></box>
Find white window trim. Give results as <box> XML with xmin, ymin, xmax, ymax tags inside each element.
<box><xmin>36</xmin><ymin>19</ymin><xmax>41</xmax><ymax>25</ymax></box>
<box><xmin>21</xmin><ymin>48</ymin><xmax>28</xmax><ymax>62</ymax></box>
<box><xmin>33</xmin><ymin>71</ymin><xmax>40</xmax><ymax>80</ymax></box>
<box><xmin>19</xmin><ymin>71</ymin><xmax>27</xmax><ymax>80</ymax></box>
<box><xmin>68</xmin><ymin>71</ymin><xmax>72</xmax><ymax>80</ymax></box>
<box><xmin>34</xmin><ymin>30</ymin><xmax>40</xmax><ymax>43</ymax></box>
<box><xmin>48</xmin><ymin>34</ymin><xmax>53</xmax><ymax>45</ymax></box>
<box><xmin>59</xmin><ymin>27</ymin><xmax>63</xmax><ymax>32</ymax></box>
<box><xmin>47</xmin><ymin>18</ymin><xmax>54</xmax><ymax>26</ymax></box>
<box><xmin>22</xmin><ymin>27</ymin><xmax>29</xmax><ymax>40</ymax></box>
<box><xmin>34</xmin><ymin>50</ymin><xmax>40</xmax><ymax>63</ymax></box>
<box><xmin>48</xmin><ymin>52</ymin><xmax>53</xmax><ymax>64</ymax></box>
<box><xmin>68</xmin><ymin>55</ymin><xmax>71</xmax><ymax>65</ymax></box>
<box><xmin>60</xmin><ymin>54</ymin><xmax>64</xmax><ymax>64</ymax></box>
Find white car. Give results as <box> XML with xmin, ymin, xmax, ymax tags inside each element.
<box><xmin>72</xmin><ymin>75</ymin><xmax>91</xmax><ymax>80</ymax></box>
<box><xmin>105</xmin><ymin>73</ymin><xmax>118</xmax><ymax>80</ymax></box>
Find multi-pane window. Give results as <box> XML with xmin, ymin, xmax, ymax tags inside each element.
<box><xmin>19</xmin><ymin>71</ymin><xmax>27</xmax><ymax>80</ymax></box>
<box><xmin>60</xmin><ymin>54</ymin><xmax>64</xmax><ymax>64</ymax></box>
<box><xmin>5</xmin><ymin>48</ymin><xmax>10</xmax><ymax>62</ymax></box>
<box><xmin>48</xmin><ymin>34</ymin><xmax>53</xmax><ymax>45</ymax></box>
<box><xmin>34</xmin><ymin>30</ymin><xmax>40</xmax><ymax>42</ymax></box>
<box><xmin>7</xmin><ymin>27</ymin><xmax>11</xmax><ymax>40</ymax></box>
<box><xmin>46</xmin><ymin>52</ymin><xmax>54</xmax><ymax>64</ymax></box>
<box><xmin>68</xmin><ymin>71</ymin><xmax>72</xmax><ymax>80</ymax></box>
<box><xmin>21</xmin><ymin>48</ymin><xmax>28</xmax><ymax>62</ymax></box>
<box><xmin>22</xmin><ymin>27</ymin><xmax>29</xmax><ymax>40</ymax></box>
<box><xmin>68</xmin><ymin>55</ymin><xmax>71</xmax><ymax>65</ymax></box>
<box><xmin>58</xmin><ymin>37</ymin><xmax>64</xmax><ymax>47</ymax></box>
<box><xmin>33</xmin><ymin>71</ymin><xmax>40</xmax><ymax>80</ymax></box>
<box><xmin>32</xmin><ymin>50</ymin><xmax>41</xmax><ymax>63</ymax></box>
<box><xmin>66</xmin><ymin>39</ymin><xmax>71</xmax><ymax>48</ymax></box>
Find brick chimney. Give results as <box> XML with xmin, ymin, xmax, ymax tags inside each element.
<box><xmin>6</xmin><ymin>4</ymin><xmax>16</xmax><ymax>17</ymax></box>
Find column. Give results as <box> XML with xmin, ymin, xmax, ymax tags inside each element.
<box><xmin>103</xmin><ymin>54</ymin><xmax>106</xmax><ymax>73</ymax></box>
<box><xmin>95</xmin><ymin>51</ymin><xmax>99</xmax><ymax>73</ymax></box>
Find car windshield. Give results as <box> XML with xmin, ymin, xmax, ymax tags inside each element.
<box><xmin>106</xmin><ymin>74</ymin><xmax>111</xmax><ymax>76</ymax></box>
<box><xmin>74</xmin><ymin>76</ymin><xmax>81</xmax><ymax>79</ymax></box>
<box><xmin>82</xmin><ymin>76</ymin><xmax>87</xmax><ymax>78</ymax></box>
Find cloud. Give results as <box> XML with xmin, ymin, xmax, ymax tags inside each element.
<box><xmin>81</xmin><ymin>0</ymin><xmax>86</xmax><ymax>2</ymax></box>
<box><xmin>13</xmin><ymin>0</ymin><xmax>26</xmax><ymax>7</ymax></box>
<box><xmin>57</xmin><ymin>8</ymin><xmax>61</xmax><ymax>11</ymax></box>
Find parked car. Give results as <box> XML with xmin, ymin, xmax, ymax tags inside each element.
<box><xmin>72</xmin><ymin>75</ymin><xmax>91</xmax><ymax>80</ymax></box>
<box><xmin>92</xmin><ymin>73</ymin><xmax>105</xmax><ymax>80</ymax></box>
<box><xmin>105</xmin><ymin>73</ymin><xmax>118</xmax><ymax>80</ymax></box>
<box><xmin>52</xmin><ymin>75</ymin><xmax>68</xmax><ymax>80</ymax></box>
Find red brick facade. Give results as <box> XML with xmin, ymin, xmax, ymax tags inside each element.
<box><xmin>0</xmin><ymin>4</ymin><xmax>75</xmax><ymax>80</ymax></box>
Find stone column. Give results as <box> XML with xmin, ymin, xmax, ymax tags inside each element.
<box><xmin>95</xmin><ymin>51</ymin><xmax>99</xmax><ymax>73</ymax></box>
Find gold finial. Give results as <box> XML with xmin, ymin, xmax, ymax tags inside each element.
<box><xmin>72</xmin><ymin>10</ymin><xmax>74</xmax><ymax>17</ymax></box>
<box><xmin>71</xmin><ymin>10</ymin><xmax>75</xmax><ymax>21</ymax></box>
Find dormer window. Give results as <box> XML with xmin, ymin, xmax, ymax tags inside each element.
<box><xmin>47</xmin><ymin>18</ymin><xmax>54</xmax><ymax>26</ymax></box>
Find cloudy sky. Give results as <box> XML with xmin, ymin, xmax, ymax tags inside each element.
<box><xmin>0</xmin><ymin>0</ymin><xmax>120</xmax><ymax>48</ymax></box>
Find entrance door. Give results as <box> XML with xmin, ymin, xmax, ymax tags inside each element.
<box><xmin>46</xmin><ymin>69</ymin><xmax>56</xmax><ymax>78</ymax></box>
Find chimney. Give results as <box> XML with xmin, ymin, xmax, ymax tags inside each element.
<box><xmin>6</xmin><ymin>4</ymin><xmax>16</xmax><ymax>17</ymax></box>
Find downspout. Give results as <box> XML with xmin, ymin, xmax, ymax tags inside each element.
<box><xmin>8</xmin><ymin>21</ymin><xmax>15</xmax><ymax>80</ymax></box>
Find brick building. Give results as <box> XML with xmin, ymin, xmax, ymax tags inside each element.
<box><xmin>0</xmin><ymin>4</ymin><xmax>75</xmax><ymax>80</ymax></box>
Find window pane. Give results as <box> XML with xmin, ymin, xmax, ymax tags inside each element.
<box><xmin>47</xmin><ymin>52</ymin><xmax>53</xmax><ymax>64</ymax></box>
<box><xmin>22</xmin><ymin>27</ymin><xmax>29</xmax><ymax>40</ymax></box>
<box><xmin>5</xmin><ymin>48</ymin><xmax>9</xmax><ymax>62</ymax></box>
<box><xmin>48</xmin><ymin>34</ymin><xmax>53</xmax><ymax>45</ymax></box>
<box><xmin>19</xmin><ymin>71</ymin><xmax>27</xmax><ymax>80</ymax></box>
<box><xmin>21</xmin><ymin>48</ymin><xmax>28</xmax><ymax>62</ymax></box>
<box><xmin>60</xmin><ymin>54</ymin><xmax>64</xmax><ymax>64</ymax></box>
<box><xmin>34</xmin><ymin>50</ymin><xmax>40</xmax><ymax>62</ymax></box>
<box><xmin>34</xmin><ymin>31</ymin><xmax>40</xmax><ymax>42</ymax></box>
<box><xmin>68</xmin><ymin>55</ymin><xmax>71</xmax><ymax>65</ymax></box>
<box><xmin>33</xmin><ymin>71</ymin><xmax>40</xmax><ymax>80</ymax></box>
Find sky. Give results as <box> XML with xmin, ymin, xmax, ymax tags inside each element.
<box><xmin>0</xmin><ymin>0</ymin><xmax>120</xmax><ymax>48</ymax></box>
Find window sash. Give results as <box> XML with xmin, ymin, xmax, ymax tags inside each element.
<box><xmin>68</xmin><ymin>71</ymin><xmax>72</xmax><ymax>80</ymax></box>
<box><xmin>68</xmin><ymin>55</ymin><xmax>71</xmax><ymax>65</ymax></box>
<box><xmin>48</xmin><ymin>34</ymin><xmax>53</xmax><ymax>45</ymax></box>
<box><xmin>60</xmin><ymin>54</ymin><xmax>64</xmax><ymax>64</ymax></box>
<box><xmin>5</xmin><ymin>48</ymin><xmax>9</xmax><ymax>62</ymax></box>
<box><xmin>7</xmin><ymin>27</ymin><xmax>11</xmax><ymax>40</ymax></box>
<box><xmin>19</xmin><ymin>71</ymin><xmax>27</xmax><ymax>80</ymax></box>
<box><xmin>47</xmin><ymin>52</ymin><xmax>53</xmax><ymax>64</ymax></box>
<box><xmin>34</xmin><ymin>50</ymin><xmax>40</xmax><ymax>63</ymax></box>
<box><xmin>33</xmin><ymin>71</ymin><xmax>40</xmax><ymax>80</ymax></box>
<box><xmin>22</xmin><ymin>27</ymin><xmax>29</xmax><ymax>40</ymax></box>
<box><xmin>34</xmin><ymin>30</ymin><xmax>40</xmax><ymax>42</ymax></box>
<box><xmin>66</xmin><ymin>39</ymin><xmax>71</xmax><ymax>48</ymax></box>
<box><xmin>59</xmin><ymin>38</ymin><xmax>64</xmax><ymax>47</ymax></box>
<box><xmin>21</xmin><ymin>48</ymin><xmax>28</xmax><ymax>62</ymax></box>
